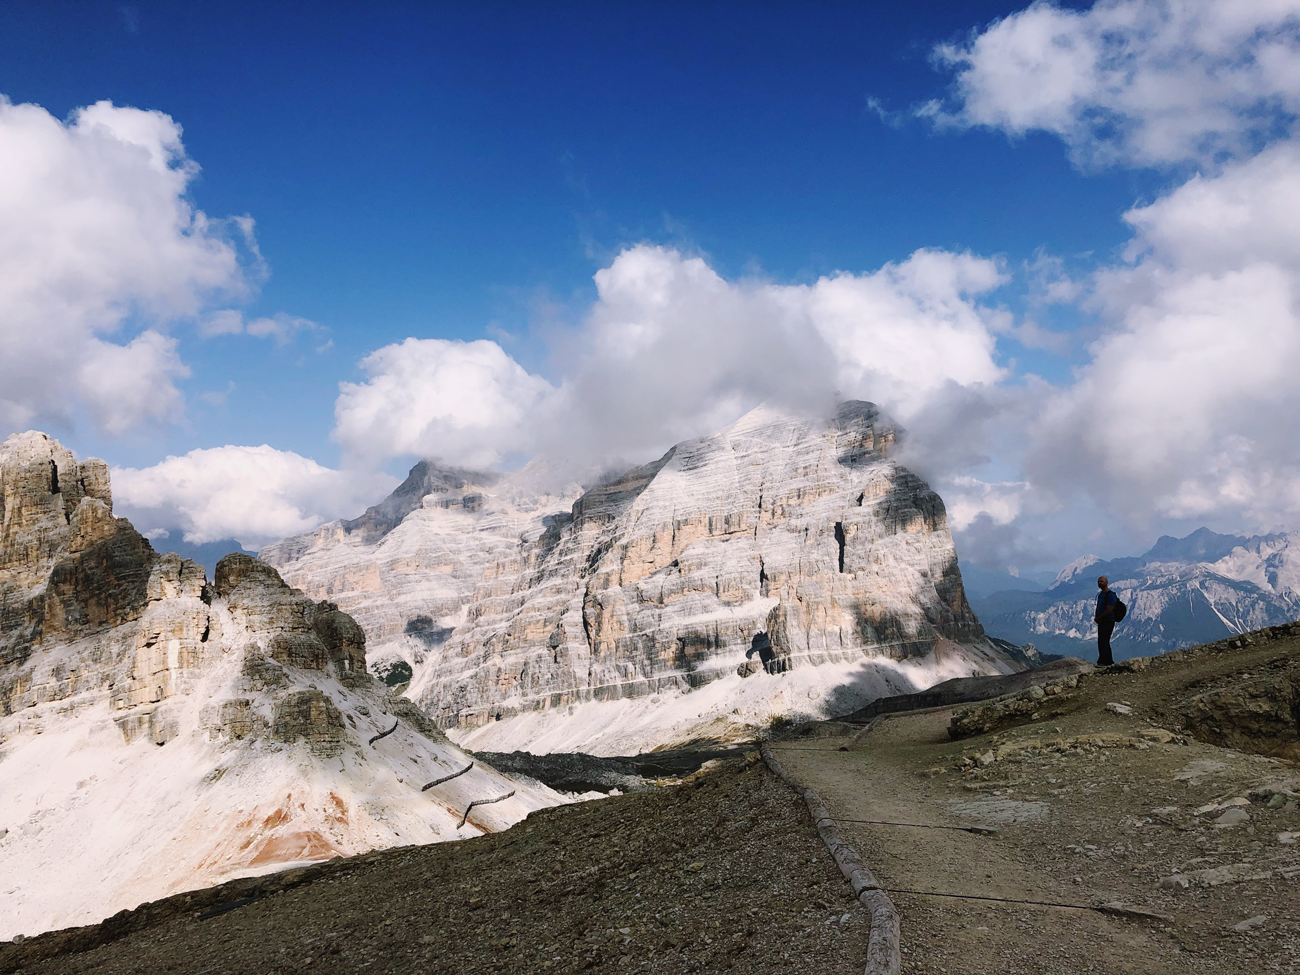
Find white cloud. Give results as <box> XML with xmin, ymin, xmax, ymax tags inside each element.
<box><xmin>200</xmin><ymin>309</ymin><xmax>323</xmax><ymax>346</ymax></box>
<box><xmin>198</xmin><ymin>309</ymin><xmax>245</xmax><ymax>337</ymax></box>
<box><xmin>113</xmin><ymin>445</ymin><xmax>399</xmax><ymax>549</ymax></box>
<box><xmin>1028</xmin><ymin>141</ymin><xmax>1300</xmax><ymax>530</ymax></box>
<box><xmin>943</xmin><ymin>475</ymin><xmax>1032</xmax><ymax>530</ymax></box>
<box><xmin>332</xmin><ymin>246</ymin><xmax>1009</xmax><ymax>472</ymax></box>
<box><xmin>333</xmin><ymin>338</ymin><xmax>558</xmax><ymax>468</ymax></box>
<box><xmin>0</xmin><ymin>96</ymin><xmax>256</xmax><ymax>435</ymax></box>
<box><xmin>76</xmin><ymin>332</ymin><xmax>191</xmax><ymax>436</ymax></box>
<box><xmin>932</xmin><ymin>0</ymin><xmax>1300</xmax><ymax>167</ymax></box>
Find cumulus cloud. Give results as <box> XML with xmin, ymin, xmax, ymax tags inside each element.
<box><xmin>0</xmin><ymin>96</ymin><xmax>256</xmax><ymax>435</ymax></box>
<box><xmin>333</xmin><ymin>338</ymin><xmax>558</xmax><ymax>468</ymax></box>
<box><xmin>930</xmin><ymin>0</ymin><xmax>1300</xmax><ymax>167</ymax></box>
<box><xmin>333</xmin><ymin>246</ymin><xmax>1010</xmax><ymax>472</ymax></box>
<box><xmin>944</xmin><ymin>475</ymin><xmax>1032</xmax><ymax>531</ymax></box>
<box><xmin>1028</xmin><ymin>140</ymin><xmax>1300</xmax><ymax>532</ymax></box>
<box><xmin>113</xmin><ymin>446</ymin><xmax>399</xmax><ymax>549</ymax></box>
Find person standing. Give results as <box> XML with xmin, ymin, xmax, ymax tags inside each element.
<box><xmin>1094</xmin><ymin>575</ymin><xmax>1118</xmax><ymax>667</ymax></box>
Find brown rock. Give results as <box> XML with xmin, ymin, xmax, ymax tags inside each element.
<box><xmin>272</xmin><ymin>689</ymin><xmax>347</xmax><ymax>757</ymax></box>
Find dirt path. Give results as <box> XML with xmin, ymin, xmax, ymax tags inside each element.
<box><xmin>772</xmin><ymin>718</ymin><xmax>1177</xmax><ymax>975</ymax></box>
<box><xmin>771</xmin><ymin>643</ymin><xmax>1300</xmax><ymax>975</ymax></box>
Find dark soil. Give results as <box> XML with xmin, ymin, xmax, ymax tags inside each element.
<box><xmin>1</xmin><ymin>758</ymin><xmax>870</xmax><ymax>975</ymax></box>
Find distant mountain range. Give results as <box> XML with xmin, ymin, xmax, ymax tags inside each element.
<box><xmin>970</xmin><ymin>527</ymin><xmax>1300</xmax><ymax>661</ymax></box>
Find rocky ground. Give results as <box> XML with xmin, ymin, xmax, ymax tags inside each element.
<box><xmin>0</xmin><ymin>757</ymin><xmax>872</xmax><ymax>975</ymax></box>
<box><xmin>774</xmin><ymin>626</ymin><xmax>1300</xmax><ymax>973</ymax></box>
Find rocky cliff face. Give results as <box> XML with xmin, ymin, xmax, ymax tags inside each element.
<box><xmin>0</xmin><ymin>432</ymin><xmax>561</xmax><ymax>941</ymax></box>
<box><xmin>407</xmin><ymin>403</ymin><xmax>1019</xmax><ymax>753</ymax></box>
<box><xmin>972</xmin><ymin>528</ymin><xmax>1300</xmax><ymax>661</ymax></box>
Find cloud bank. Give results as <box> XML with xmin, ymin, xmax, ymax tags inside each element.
<box><xmin>332</xmin><ymin>246</ymin><xmax>1009</xmax><ymax>473</ymax></box>
<box><xmin>933</xmin><ymin>0</ymin><xmax>1300</xmax><ymax>557</ymax></box>
<box><xmin>1030</xmin><ymin>141</ymin><xmax>1300</xmax><ymax>530</ymax></box>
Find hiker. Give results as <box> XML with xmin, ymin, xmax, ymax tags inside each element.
<box><xmin>1094</xmin><ymin>575</ymin><xmax>1118</xmax><ymax>667</ymax></box>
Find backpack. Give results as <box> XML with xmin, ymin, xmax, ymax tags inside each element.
<box><xmin>1113</xmin><ymin>597</ymin><xmax>1127</xmax><ymax>623</ymax></box>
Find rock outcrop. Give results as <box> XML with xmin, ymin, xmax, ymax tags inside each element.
<box><xmin>0</xmin><ymin>432</ymin><xmax>562</xmax><ymax>942</ymax></box>
<box><xmin>265</xmin><ymin>404</ymin><xmax>1021</xmax><ymax>755</ymax></box>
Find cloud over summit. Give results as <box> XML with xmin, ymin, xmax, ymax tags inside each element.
<box><xmin>331</xmin><ymin>245</ymin><xmax>1010</xmax><ymax>474</ymax></box>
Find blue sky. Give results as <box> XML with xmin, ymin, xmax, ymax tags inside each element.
<box><xmin>2</xmin><ymin>0</ymin><xmax>1299</xmax><ymax>575</ymax></box>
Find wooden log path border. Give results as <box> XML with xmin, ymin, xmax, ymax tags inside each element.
<box><xmin>421</xmin><ymin>761</ymin><xmax>474</xmax><ymax>792</ymax></box>
<box><xmin>761</xmin><ymin>742</ymin><xmax>901</xmax><ymax>975</ymax></box>
<box><xmin>368</xmin><ymin>720</ymin><xmax>399</xmax><ymax>745</ymax></box>
<box><xmin>457</xmin><ymin>790</ymin><xmax>516</xmax><ymax>829</ymax></box>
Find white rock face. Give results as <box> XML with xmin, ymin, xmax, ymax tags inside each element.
<box><xmin>0</xmin><ymin>433</ymin><xmax>562</xmax><ymax>941</ymax></box>
<box><xmin>261</xmin><ymin>460</ymin><xmax>586</xmax><ymax>683</ymax></box>
<box><xmin>342</xmin><ymin>402</ymin><xmax>1009</xmax><ymax>753</ymax></box>
<box><xmin>267</xmin><ymin>403</ymin><xmax>1022</xmax><ymax>755</ymax></box>
<box><xmin>420</xmin><ymin>403</ymin><xmax>1019</xmax><ymax>751</ymax></box>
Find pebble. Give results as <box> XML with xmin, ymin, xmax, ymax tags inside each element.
<box><xmin>1105</xmin><ymin>703</ymin><xmax>1133</xmax><ymax>716</ymax></box>
<box><xmin>1215</xmin><ymin>808</ymin><xmax>1250</xmax><ymax>827</ymax></box>
<box><xmin>1195</xmin><ymin>796</ymin><xmax>1250</xmax><ymax>815</ymax></box>
<box><xmin>1279</xmin><ymin>832</ymin><xmax>1297</xmax><ymax>845</ymax></box>
<box><xmin>1229</xmin><ymin>916</ymin><xmax>1268</xmax><ymax>933</ymax></box>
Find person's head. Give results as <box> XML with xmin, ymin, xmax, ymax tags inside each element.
<box><xmin>1097</xmin><ymin>576</ymin><xmax>1109</xmax><ymax>591</ymax></box>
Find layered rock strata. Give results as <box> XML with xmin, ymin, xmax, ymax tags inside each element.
<box><xmin>402</xmin><ymin>403</ymin><xmax>1018</xmax><ymax>750</ymax></box>
<box><xmin>0</xmin><ymin>432</ymin><xmax>560</xmax><ymax>941</ymax></box>
<box><xmin>260</xmin><ymin>460</ymin><xmax>585</xmax><ymax>683</ymax></box>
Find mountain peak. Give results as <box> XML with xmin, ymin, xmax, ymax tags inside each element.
<box><xmin>1049</xmin><ymin>554</ymin><xmax>1100</xmax><ymax>590</ymax></box>
<box><xmin>1142</xmin><ymin>526</ymin><xmax>1249</xmax><ymax>565</ymax></box>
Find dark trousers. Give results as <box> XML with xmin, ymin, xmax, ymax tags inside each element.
<box><xmin>1097</xmin><ymin>619</ymin><xmax>1115</xmax><ymax>667</ymax></box>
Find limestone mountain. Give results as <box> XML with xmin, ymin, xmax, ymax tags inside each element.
<box><xmin>0</xmin><ymin>432</ymin><xmax>560</xmax><ymax>941</ymax></box>
<box><xmin>259</xmin><ymin>457</ymin><xmax>588</xmax><ymax>686</ymax></box>
<box><xmin>266</xmin><ymin>403</ymin><xmax>1029</xmax><ymax>755</ymax></box>
<box><xmin>971</xmin><ymin>527</ymin><xmax>1300</xmax><ymax>660</ymax></box>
